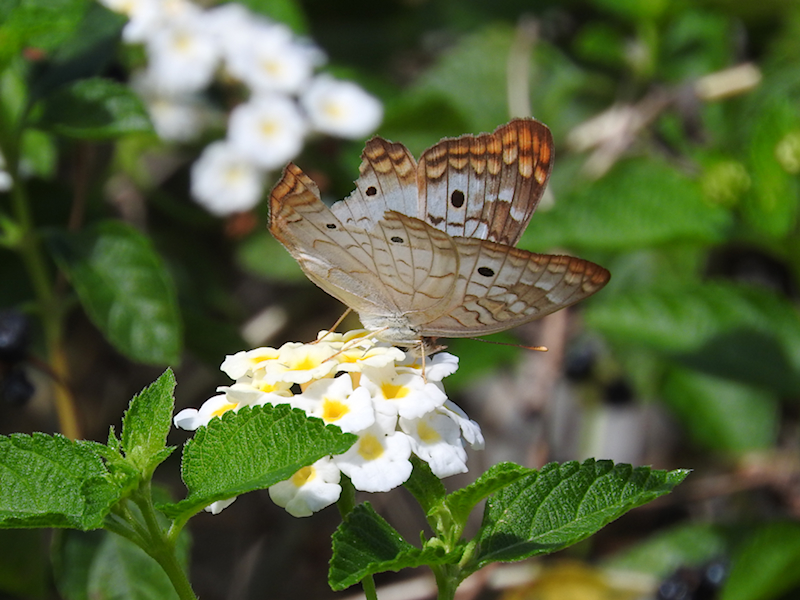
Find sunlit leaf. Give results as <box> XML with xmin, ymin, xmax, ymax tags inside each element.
<box><xmin>47</xmin><ymin>221</ymin><xmax>182</xmax><ymax>365</ymax></box>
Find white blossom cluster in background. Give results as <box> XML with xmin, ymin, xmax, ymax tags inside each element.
<box><xmin>98</xmin><ymin>0</ymin><xmax>383</xmax><ymax>216</ymax></box>
<box><xmin>174</xmin><ymin>331</ymin><xmax>484</xmax><ymax>518</ymax></box>
<box><xmin>0</xmin><ymin>151</ymin><xmax>11</xmax><ymax>192</ymax></box>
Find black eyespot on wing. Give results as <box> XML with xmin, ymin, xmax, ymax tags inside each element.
<box><xmin>366</xmin><ymin>186</ymin><xmax>377</xmax><ymax>196</ymax></box>
<box><xmin>451</xmin><ymin>189</ymin><xmax>465</xmax><ymax>208</ymax></box>
<box><xmin>390</xmin><ymin>236</ymin><xmax>404</xmax><ymax>243</ymax></box>
<box><xmin>477</xmin><ymin>266</ymin><xmax>495</xmax><ymax>277</ymax></box>
<box><xmin>326</xmin><ymin>223</ymin><xmax>337</xmax><ymax>229</ymax></box>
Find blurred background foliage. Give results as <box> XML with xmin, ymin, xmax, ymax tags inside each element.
<box><xmin>1</xmin><ymin>0</ymin><xmax>799</xmax><ymax>598</ymax></box>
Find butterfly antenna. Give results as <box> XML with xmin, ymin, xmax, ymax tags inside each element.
<box><xmin>471</xmin><ymin>337</ymin><xmax>548</xmax><ymax>352</ymax></box>
<box><xmin>314</xmin><ymin>308</ymin><xmax>353</xmax><ymax>344</ymax></box>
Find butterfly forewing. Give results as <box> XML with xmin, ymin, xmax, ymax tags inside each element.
<box><xmin>270</xmin><ymin>165</ymin><xmax>459</xmax><ymax>333</ymax></box>
<box><xmin>331</xmin><ymin>138</ymin><xmax>418</xmax><ymax>229</ymax></box>
<box><xmin>417</xmin><ymin>119</ymin><xmax>553</xmax><ymax>246</ymax></box>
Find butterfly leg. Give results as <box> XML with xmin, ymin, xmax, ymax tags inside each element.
<box><xmin>313</xmin><ymin>308</ymin><xmax>353</xmax><ymax>344</ymax></box>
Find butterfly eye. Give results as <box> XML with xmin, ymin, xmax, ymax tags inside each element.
<box><xmin>366</xmin><ymin>186</ymin><xmax>378</xmax><ymax>196</ymax></box>
<box><xmin>450</xmin><ymin>190</ymin><xmax>465</xmax><ymax>208</ymax></box>
<box><xmin>477</xmin><ymin>266</ymin><xmax>495</xmax><ymax>277</ymax></box>
<box><xmin>390</xmin><ymin>236</ymin><xmax>404</xmax><ymax>243</ymax></box>
<box><xmin>326</xmin><ymin>223</ymin><xmax>337</xmax><ymax>229</ymax></box>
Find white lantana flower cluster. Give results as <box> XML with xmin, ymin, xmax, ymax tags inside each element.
<box><xmin>174</xmin><ymin>330</ymin><xmax>484</xmax><ymax>518</ymax></box>
<box><xmin>98</xmin><ymin>0</ymin><xmax>383</xmax><ymax>216</ymax></box>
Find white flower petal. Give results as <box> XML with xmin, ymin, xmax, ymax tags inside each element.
<box><xmin>190</xmin><ymin>141</ymin><xmax>265</xmax><ymax>216</ymax></box>
<box><xmin>204</xmin><ymin>497</ymin><xmax>237</xmax><ymax>515</ymax></box>
<box><xmin>294</xmin><ymin>376</ymin><xmax>375</xmax><ymax>433</ymax></box>
<box><xmin>441</xmin><ymin>400</ymin><xmax>485</xmax><ymax>450</ymax></box>
<box><xmin>400</xmin><ymin>412</ymin><xmax>467</xmax><ymax>478</ymax></box>
<box><xmin>269</xmin><ymin>457</ymin><xmax>342</xmax><ymax>517</ymax></box>
<box><xmin>301</xmin><ymin>75</ymin><xmax>382</xmax><ymax>139</ymax></box>
<box><xmin>335</xmin><ymin>426</ymin><xmax>412</xmax><ymax>493</ymax></box>
<box><xmin>228</xmin><ymin>96</ymin><xmax>307</xmax><ymax>169</ymax></box>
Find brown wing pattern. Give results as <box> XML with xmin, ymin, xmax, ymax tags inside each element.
<box><xmin>270</xmin><ymin>164</ymin><xmax>459</xmax><ymax>325</ymax></box>
<box><xmin>417</xmin><ymin>119</ymin><xmax>553</xmax><ymax>246</ymax></box>
<box><xmin>331</xmin><ymin>137</ymin><xmax>419</xmax><ymax>228</ymax></box>
<box><xmin>421</xmin><ymin>238</ymin><xmax>610</xmax><ymax>337</ymax></box>
<box><xmin>269</xmin><ymin>120</ymin><xmax>609</xmax><ymax>347</ymax></box>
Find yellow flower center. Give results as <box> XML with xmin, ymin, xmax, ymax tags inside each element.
<box><xmin>290</xmin><ymin>354</ymin><xmax>318</xmax><ymax>371</ymax></box>
<box><xmin>417</xmin><ymin>420</ymin><xmax>441</xmax><ymax>444</ymax></box>
<box><xmin>249</xmin><ymin>352</ymin><xmax>276</xmax><ymax>364</ymax></box>
<box><xmin>261</xmin><ymin>59</ymin><xmax>283</xmax><ymax>76</ymax></box>
<box><xmin>339</xmin><ymin>352</ymin><xmax>360</xmax><ymax>364</ymax></box>
<box><xmin>211</xmin><ymin>402</ymin><xmax>239</xmax><ymax>419</ymax></box>
<box><xmin>291</xmin><ymin>465</ymin><xmax>316</xmax><ymax>487</ymax></box>
<box><xmin>322</xmin><ymin>101</ymin><xmax>344</xmax><ymax>119</ymax></box>
<box><xmin>357</xmin><ymin>434</ymin><xmax>384</xmax><ymax>461</ymax></box>
<box><xmin>322</xmin><ymin>398</ymin><xmax>349</xmax><ymax>422</ymax></box>
<box><xmin>172</xmin><ymin>32</ymin><xmax>193</xmax><ymax>53</ymax></box>
<box><xmin>260</xmin><ymin>119</ymin><xmax>279</xmax><ymax>138</ymax></box>
<box><xmin>224</xmin><ymin>165</ymin><xmax>245</xmax><ymax>184</ymax></box>
<box><xmin>381</xmin><ymin>382</ymin><xmax>409</xmax><ymax>400</ymax></box>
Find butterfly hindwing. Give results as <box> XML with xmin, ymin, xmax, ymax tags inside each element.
<box><xmin>331</xmin><ymin>137</ymin><xmax>419</xmax><ymax>229</ymax></box>
<box><xmin>417</xmin><ymin>119</ymin><xmax>553</xmax><ymax>246</ymax></box>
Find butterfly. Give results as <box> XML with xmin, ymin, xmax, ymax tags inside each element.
<box><xmin>269</xmin><ymin>118</ymin><xmax>610</xmax><ymax>352</ymax></box>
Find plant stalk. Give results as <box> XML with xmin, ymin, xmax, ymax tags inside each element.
<box><xmin>0</xmin><ymin>93</ymin><xmax>81</xmax><ymax>439</ymax></box>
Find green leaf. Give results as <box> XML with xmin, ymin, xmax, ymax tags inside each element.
<box><xmin>0</xmin><ymin>433</ymin><xmax>119</xmax><ymax>530</ymax></box>
<box><xmin>446</xmin><ymin>462</ymin><xmax>529</xmax><ymax>525</ymax></box>
<box><xmin>47</xmin><ymin>220</ymin><xmax>183</xmax><ymax>365</ymax></box>
<box><xmin>329</xmin><ymin>503</ymin><xmax>451</xmax><ymax>591</ymax></box>
<box><xmin>660</xmin><ymin>10</ymin><xmax>731</xmax><ymax>82</ymax></box>
<box><xmin>121</xmin><ymin>369</ymin><xmax>176</xmax><ymax>474</ymax></box>
<box><xmin>573</xmin><ymin>23</ymin><xmax>627</xmax><ymax>69</ymax></box>
<box><xmin>88</xmin><ymin>532</ymin><xmax>181</xmax><ymax>600</ymax></box>
<box><xmin>234</xmin><ymin>0</ymin><xmax>308</xmax><ymax>33</ymax></box>
<box><xmin>0</xmin><ymin>0</ymin><xmax>89</xmax><ymax>64</ymax></box>
<box><xmin>410</xmin><ymin>25</ymin><xmax>513</xmax><ymax>137</ymax></box>
<box><xmin>742</xmin><ymin>84</ymin><xmax>800</xmax><ymax>239</ymax></box>
<box><xmin>722</xmin><ymin>522</ymin><xmax>800</xmax><ymax>600</ymax></box>
<box><xmin>52</xmin><ymin>530</ymin><xmax>105</xmax><ymax>600</ymax></box>
<box><xmin>589</xmin><ymin>0</ymin><xmax>669</xmax><ymax>21</ymax></box>
<box><xmin>160</xmin><ymin>404</ymin><xmax>357</xmax><ymax>520</ymax></box>
<box><xmin>403</xmin><ymin>456</ymin><xmax>446</xmax><ymax>516</ymax></box>
<box><xmin>521</xmin><ymin>158</ymin><xmax>732</xmax><ymax>252</ymax></box>
<box><xmin>603</xmin><ymin>523</ymin><xmax>728</xmax><ymax>578</ymax></box>
<box><xmin>471</xmin><ymin>459</ymin><xmax>688</xmax><ymax>571</ymax></box>
<box><xmin>383</xmin><ymin>29</ymin><xmax>596</xmax><ymax>151</ymax></box>
<box><xmin>28</xmin><ymin>3</ymin><xmax>126</xmax><ymax>101</ymax></box>
<box><xmin>53</xmin><ymin>510</ymin><xmax>190</xmax><ymax>600</ymax></box>
<box><xmin>36</xmin><ymin>78</ymin><xmax>152</xmax><ymax>139</ymax></box>
<box><xmin>236</xmin><ymin>231</ymin><xmax>314</xmax><ymax>283</ymax></box>
<box><xmin>663</xmin><ymin>368</ymin><xmax>778</xmax><ymax>453</ymax></box>
<box><xmin>585</xmin><ymin>281</ymin><xmax>800</xmax><ymax>395</ymax></box>
<box><xmin>20</xmin><ymin>128</ymin><xmax>57</xmax><ymax>178</ymax></box>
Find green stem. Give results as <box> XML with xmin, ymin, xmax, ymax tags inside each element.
<box><xmin>362</xmin><ymin>575</ymin><xmax>379</xmax><ymax>600</ymax></box>
<box><xmin>336</xmin><ymin>474</ymin><xmax>356</xmax><ymax>518</ymax></box>
<box><xmin>431</xmin><ymin>564</ymin><xmax>461</xmax><ymax>600</ymax></box>
<box><xmin>129</xmin><ymin>483</ymin><xmax>197</xmax><ymax>600</ymax></box>
<box><xmin>0</xmin><ymin>86</ymin><xmax>80</xmax><ymax>439</ymax></box>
